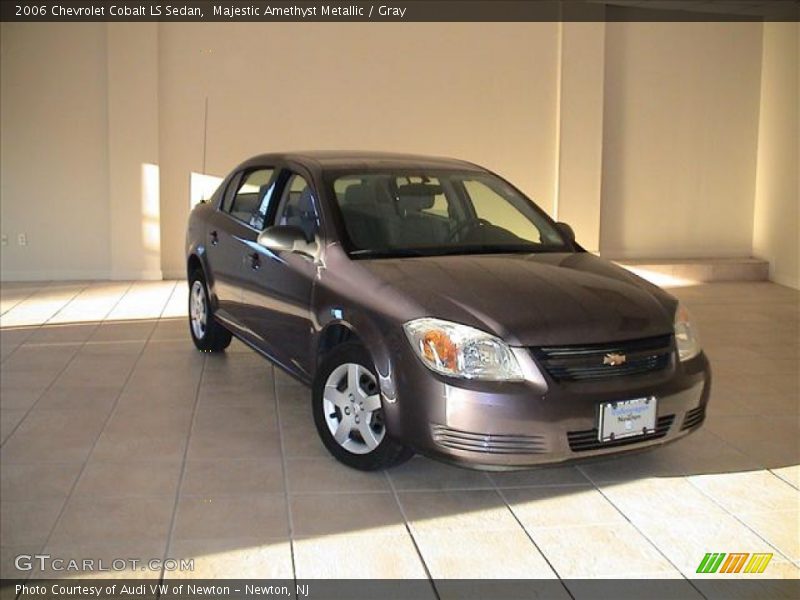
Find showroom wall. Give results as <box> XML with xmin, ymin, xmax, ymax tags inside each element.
<box><xmin>0</xmin><ymin>23</ymin><xmax>111</xmax><ymax>280</ymax></box>
<box><xmin>1</xmin><ymin>17</ymin><xmax>798</xmax><ymax>288</ymax></box>
<box><xmin>752</xmin><ymin>22</ymin><xmax>800</xmax><ymax>290</ymax></box>
<box><xmin>107</xmin><ymin>23</ymin><xmax>161</xmax><ymax>280</ymax></box>
<box><xmin>600</xmin><ymin>20</ymin><xmax>763</xmax><ymax>259</ymax></box>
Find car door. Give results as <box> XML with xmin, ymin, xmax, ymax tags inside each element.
<box><xmin>240</xmin><ymin>169</ymin><xmax>321</xmax><ymax>379</ymax></box>
<box><xmin>203</xmin><ymin>166</ymin><xmax>276</xmax><ymax>324</ymax></box>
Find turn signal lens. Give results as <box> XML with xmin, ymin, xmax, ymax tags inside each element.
<box><xmin>421</xmin><ymin>329</ymin><xmax>458</xmax><ymax>370</ymax></box>
<box><xmin>403</xmin><ymin>318</ymin><xmax>524</xmax><ymax>381</ymax></box>
<box><xmin>674</xmin><ymin>303</ymin><xmax>702</xmax><ymax>361</ymax></box>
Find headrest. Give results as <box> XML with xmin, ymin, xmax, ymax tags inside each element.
<box><xmin>395</xmin><ymin>183</ymin><xmax>440</xmax><ymax>211</ymax></box>
<box><xmin>343</xmin><ymin>183</ymin><xmax>372</xmax><ymax>206</ymax></box>
<box><xmin>396</xmin><ymin>183</ymin><xmax>443</xmax><ymax>197</ymax></box>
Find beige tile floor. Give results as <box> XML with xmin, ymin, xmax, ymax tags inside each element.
<box><xmin>0</xmin><ymin>280</ymin><xmax>798</xmax><ymax>584</ymax></box>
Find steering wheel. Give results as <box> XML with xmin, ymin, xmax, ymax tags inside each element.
<box><xmin>447</xmin><ymin>218</ymin><xmax>492</xmax><ymax>242</ymax></box>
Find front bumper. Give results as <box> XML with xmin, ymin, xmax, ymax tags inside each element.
<box><xmin>381</xmin><ymin>339</ymin><xmax>711</xmax><ymax>470</ymax></box>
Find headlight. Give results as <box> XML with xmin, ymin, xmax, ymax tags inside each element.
<box><xmin>403</xmin><ymin>318</ymin><xmax>524</xmax><ymax>381</ymax></box>
<box><xmin>674</xmin><ymin>303</ymin><xmax>701</xmax><ymax>361</ymax></box>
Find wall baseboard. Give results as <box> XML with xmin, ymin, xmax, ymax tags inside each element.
<box><xmin>615</xmin><ymin>257</ymin><xmax>770</xmax><ymax>287</ymax></box>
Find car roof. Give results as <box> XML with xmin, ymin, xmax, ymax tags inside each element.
<box><xmin>238</xmin><ymin>151</ymin><xmax>486</xmax><ymax>173</ymax></box>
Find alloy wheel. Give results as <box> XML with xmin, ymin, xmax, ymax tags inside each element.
<box><xmin>190</xmin><ymin>280</ymin><xmax>207</xmax><ymax>340</ymax></box>
<box><xmin>322</xmin><ymin>362</ymin><xmax>386</xmax><ymax>454</ymax></box>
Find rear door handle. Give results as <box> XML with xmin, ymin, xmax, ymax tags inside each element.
<box><xmin>209</xmin><ymin>230</ymin><xmax>219</xmax><ymax>245</ymax></box>
<box><xmin>248</xmin><ymin>252</ymin><xmax>260</xmax><ymax>270</ymax></box>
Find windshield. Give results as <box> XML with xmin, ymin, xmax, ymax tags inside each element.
<box><xmin>328</xmin><ymin>170</ymin><xmax>570</xmax><ymax>258</ymax></box>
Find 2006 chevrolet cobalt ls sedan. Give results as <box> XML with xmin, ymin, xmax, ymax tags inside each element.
<box><xmin>186</xmin><ymin>151</ymin><xmax>710</xmax><ymax>470</ymax></box>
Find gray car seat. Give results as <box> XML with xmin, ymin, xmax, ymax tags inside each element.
<box><xmin>391</xmin><ymin>184</ymin><xmax>449</xmax><ymax>247</ymax></box>
<box><xmin>341</xmin><ymin>182</ymin><xmax>391</xmax><ymax>250</ymax></box>
<box><xmin>281</xmin><ymin>187</ymin><xmax>319</xmax><ymax>241</ymax></box>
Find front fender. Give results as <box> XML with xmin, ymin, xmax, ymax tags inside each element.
<box><xmin>313</xmin><ymin>307</ymin><xmax>399</xmax><ymax>399</ymax></box>
<box><xmin>312</xmin><ymin>301</ymin><xmax>420</xmax><ymax>441</ymax></box>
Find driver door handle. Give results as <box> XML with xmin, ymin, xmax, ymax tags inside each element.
<box><xmin>248</xmin><ymin>252</ymin><xmax>260</xmax><ymax>270</ymax></box>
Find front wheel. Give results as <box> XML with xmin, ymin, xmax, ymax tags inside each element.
<box><xmin>313</xmin><ymin>343</ymin><xmax>413</xmax><ymax>470</ymax></box>
<box><xmin>188</xmin><ymin>270</ymin><xmax>232</xmax><ymax>352</ymax></box>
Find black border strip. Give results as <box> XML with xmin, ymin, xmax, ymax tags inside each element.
<box><xmin>1</xmin><ymin>1</ymin><xmax>799</xmax><ymax>23</ymax></box>
<box><xmin>3</xmin><ymin>578</ymin><xmax>800</xmax><ymax>599</ymax></box>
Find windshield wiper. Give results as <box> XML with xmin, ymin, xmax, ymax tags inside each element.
<box><xmin>434</xmin><ymin>244</ymin><xmax>567</xmax><ymax>256</ymax></box>
<box><xmin>349</xmin><ymin>245</ymin><xmax>570</xmax><ymax>259</ymax></box>
<box><xmin>349</xmin><ymin>248</ymin><xmax>427</xmax><ymax>259</ymax></box>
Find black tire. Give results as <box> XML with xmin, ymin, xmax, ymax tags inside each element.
<box><xmin>188</xmin><ymin>269</ymin><xmax>232</xmax><ymax>352</ymax></box>
<box><xmin>313</xmin><ymin>342</ymin><xmax>414</xmax><ymax>470</ymax></box>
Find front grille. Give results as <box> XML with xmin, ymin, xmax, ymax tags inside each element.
<box><xmin>681</xmin><ymin>406</ymin><xmax>706</xmax><ymax>430</ymax></box>
<box><xmin>532</xmin><ymin>335</ymin><xmax>673</xmax><ymax>382</ymax></box>
<box><xmin>431</xmin><ymin>424</ymin><xmax>547</xmax><ymax>455</ymax></box>
<box><xmin>567</xmin><ymin>415</ymin><xmax>675</xmax><ymax>452</ymax></box>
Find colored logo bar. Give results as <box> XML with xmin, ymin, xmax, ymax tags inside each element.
<box><xmin>697</xmin><ymin>552</ymin><xmax>773</xmax><ymax>574</ymax></box>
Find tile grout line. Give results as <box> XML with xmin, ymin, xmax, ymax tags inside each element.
<box><xmin>576</xmin><ymin>465</ymin><xmax>709</xmax><ymax>597</ymax></box>
<box><xmin>697</xmin><ymin>422</ymin><xmax>800</xmax><ymax>518</ymax></box>
<box><xmin>0</xmin><ymin>281</ymin><xmax>136</xmax><ymax>450</ymax></box>
<box><xmin>272</xmin><ymin>365</ymin><xmax>299</xmax><ymax>589</ymax></box>
<box><xmin>0</xmin><ymin>281</ymin><xmax>92</xmax><ymax>365</ymax></box>
<box><xmin>3</xmin><ymin>280</ymin><xmax>81</xmax><ymax>321</ymax></box>
<box><xmin>489</xmin><ymin>480</ymin><xmax>574</xmax><ymax>599</ymax></box>
<box><xmin>152</xmin><ymin>280</ymin><xmax>196</xmax><ymax>588</ymax></box>
<box><xmin>0</xmin><ymin>281</ymin><xmax>50</xmax><ymax>317</ymax></box>
<box><xmin>767</xmin><ymin>468</ymin><xmax>799</xmax><ymax>491</ymax></box>
<box><xmin>158</xmin><ymin>347</ymin><xmax>207</xmax><ymax>590</ymax></box>
<box><xmin>699</xmin><ymin>422</ymin><xmax>784</xmax><ymax>469</ymax></box>
<box><xmin>102</xmin><ymin>280</ymin><xmax>167</xmax><ymax>323</ymax></box>
<box><xmin>12</xmin><ymin>280</ymin><xmax>162</xmax><ymax>588</ymax></box>
<box><xmin>683</xmin><ymin>475</ymin><xmax>797</xmax><ymax>565</ymax></box>
<box><xmin>40</xmin><ymin>280</ymin><xmax>104</xmax><ymax>327</ymax></box>
<box><xmin>158</xmin><ymin>280</ymin><xmax>185</xmax><ymax>322</ymax></box>
<box><xmin>4</xmin><ymin>338</ymin><xmax>140</xmax><ymax>348</ymax></box>
<box><xmin>384</xmin><ymin>470</ymin><xmax>441</xmax><ymax>600</ymax></box>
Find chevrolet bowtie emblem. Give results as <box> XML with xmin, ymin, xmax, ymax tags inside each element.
<box><xmin>603</xmin><ymin>352</ymin><xmax>627</xmax><ymax>366</ymax></box>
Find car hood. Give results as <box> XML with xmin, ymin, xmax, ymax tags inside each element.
<box><xmin>357</xmin><ymin>252</ymin><xmax>677</xmax><ymax>346</ymax></box>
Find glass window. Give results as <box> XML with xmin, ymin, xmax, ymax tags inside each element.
<box><xmin>396</xmin><ymin>176</ymin><xmax>450</xmax><ymax>218</ymax></box>
<box><xmin>274</xmin><ymin>174</ymin><xmax>320</xmax><ymax>241</ymax></box>
<box><xmin>464</xmin><ymin>179</ymin><xmax>552</xmax><ymax>244</ymax></box>
<box><xmin>329</xmin><ymin>171</ymin><xmax>568</xmax><ymax>258</ymax></box>
<box><xmin>220</xmin><ymin>174</ymin><xmax>240</xmax><ymax>213</ymax></box>
<box><xmin>224</xmin><ymin>168</ymin><xmax>275</xmax><ymax>229</ymax></box>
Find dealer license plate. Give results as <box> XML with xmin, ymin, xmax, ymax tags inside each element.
<box><xmin>598</xmin><ymin>397</ymin><xmax>657</xmax><ymax>442</ymax></box>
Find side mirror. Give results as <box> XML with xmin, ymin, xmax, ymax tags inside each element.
<box><xmin>257</xmin><ymin>225</ymin><xmax>318</xmax><ymax>257</ymax></box>
<box><xmin>555</xmin><ymin>222</ymin><xmax>576</xmax><ymax>244</ymax></box>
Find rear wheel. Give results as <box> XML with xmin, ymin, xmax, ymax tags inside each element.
<box><xmin>313</xmin><ymin>343</ymin><xmax>413</xmax><ymax>470</ymax></box>
<box><xmin>188</xmin><ymin>270</ymin><xmax>232</xmax><ymax>352</ymax></box>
